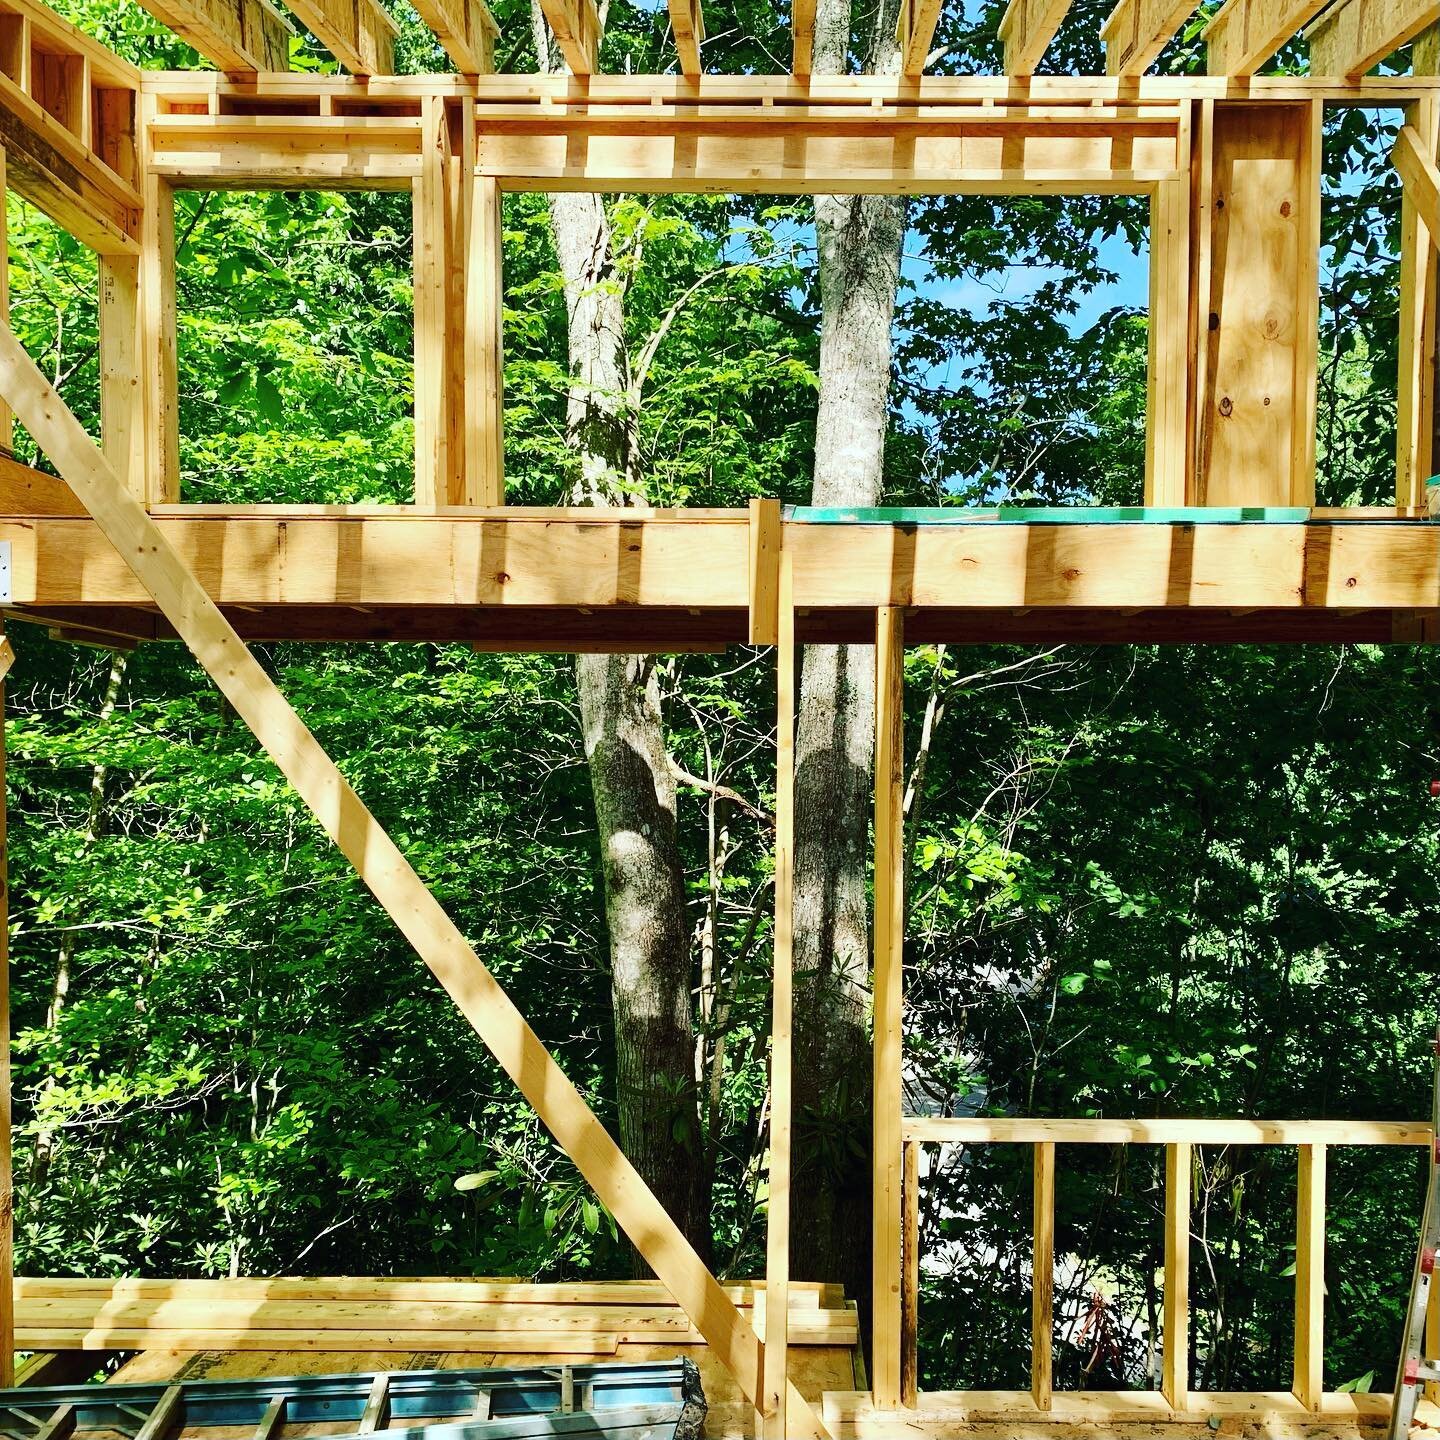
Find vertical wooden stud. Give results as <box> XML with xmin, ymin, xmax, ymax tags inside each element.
<box><xmin>137</xmin><ymin>92</ymin><xmax>177</xmax><ymax>507</ymax></box>
<box><xmin>872</xmin><ymin>605</ymin><xmax>905</xmax><ymax>1410</ymax></box>
<box><xmin>1398</xmin><ymin>96</ymin><xmax>1439</xmax><ymax>512</ymax></box>
<box><xmin>1192</xmin><ymin>100</ymin><xmax>1321</xmax><ymax>507</ymax></box>
<box><xmin>465</xmin><ymin>174</ymin><xmax>505</xmax><ymax>507</ymax></box>
<box><xmin>1146</xmin><ymin>175</ymin><xmax>1192</xmax><ymax>507</ymax></box>
<box><xmin>1031</xmin><ymin>1140</ymin><xmax>1055</xmax><ymax>1411</ymax></box>
<box><xmin>1294</xmin><ymin>1142</ymin><xmax>1327</xmax><ymax>1410</ymax></box>
<box><xmin>414</xmin><ymin>94</ymin><xmax>450</xmax><ymax>507</ymax></box>
<box><xmin>0</xmin><ymin>148</ymin><xmax>10</xmax><ymax>454</ymax></box>
<box><xmin>761</xmin><ymin>551</ymin><xmax>795</xmax><ymax>1440</ymax></box>
<box><xmin>747</xmin><ymin>498</ymin><xmax>781</xmax><ymax>647</ymax></box>
<box><xmin>1427</xmin><ymin>1238</ymin><xmax>1440</xmax><ymax>1405</ymax></box>
<box><xmin>444</xmin><ymin>101</ymin><xmax>472</xmax><ymax>507</ymax></box>
<box><xmin>1162</xmin><ymin>1141</ymin><xmax>1190</xmax><ymax>1411</ymax></box>
<box><xmin>0</xmin><ymin>632</ymin><xmax>12</xmax><ymax>1389</ymax></box>
<box><xmin>901</xmin><ymin>1138</ymin><xmax>919</xmax><ymax>1408</ymax></box>
<box><xmin>99</xmin><ymin>255</ymin><xmax>141</xmax><ymax>493</ymax></box>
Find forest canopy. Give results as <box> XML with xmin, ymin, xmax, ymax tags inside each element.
<box><xmin>4</xmin><ymin>0</ymin><xmax>1439</xmax><ymax>1402</ymax></box>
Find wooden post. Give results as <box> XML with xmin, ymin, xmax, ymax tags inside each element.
<box><xmin>0</xmin><ymin>630</ymin><xmax>13</xmax><ymax>1388</ymax></box>
<box><xmin>0</xmin><ymin>147</ymin><xmax>9</xmax><ymax>454</ymax></box>
<box><xmin>901</xmin><ymin>1138</ymin><xmax>919</xmax><ymax>1408</ymax></box>
<box><xmin>1031</xmin><ymin>1140</ymin><xmax>1055</xmax><ymax>1411</ymax></box>
<box><xmin>1294</xmin><ymin>1142</ymin><xmax>1327</xmax><ymax>1410</ymax></box>
<box><xmin>872</xmin><ymin>605</ymin><xmax>905</xmax><ymax>1410</ymax></box>
<box><xmin>1398</xmin><ymin>96</ymin><xmax>1439</xmax><ymax>511</ymax></box>
<box><xmin>1191</xmin><ymin>99</ymin><xmax>1321</xmax><ymax>507</ymax></box>
<box><xmin>138</xmin><ymin>92</ymin><xmax>178</xmax><ymax>507</ymax></box>
<box><xmin>465</xmin><ymin>174</ymin><xmax>505</xmax><ymax>507</ymax></box>
<box><xmin>0</xmin><ymin>327</ymin><xmax>831</xmax><ymax>1440</ymax></box>
<box><xmin>1145</xmin><ymin>170</ymin><xmax>1191</xmax><ymax>507</ymax></box>
<box><xmin>1162</xmin><ymin>1141</ymin><xmax>1190</xmax><ymax>1411</ymax></box>
<box><xmin>761</xmin><ymin>551</ymin><xmax>795</xmax><ymax>1440</ymax></box>
<box><xmin>414</xmin><ymin>94</ymin><xmax>451</xmax><ymax>506</ymax></box>
<box><xmin>445</xmin><ymin>101</ymin><xmax>473</xmax><ymax>506</ymax></box>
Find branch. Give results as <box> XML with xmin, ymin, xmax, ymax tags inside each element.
<box><xmin>668</xmin><ymin>758</ymin><xmax>774</xmax><ymax>828</ymax></box>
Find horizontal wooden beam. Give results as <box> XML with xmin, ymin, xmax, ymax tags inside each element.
<box><xmin>132</xmin><ymin>0</ymin><xmax>291</xmax><ymax>72</ymax></box>
<box><xmin>997</xmin><ymin>0</ymin><xmax>1074</xmax><ymax>74</ymax></box>
<box><xmin>903</xmin><ymin>1116</ymin><xmax>1430</xmax><ymax>1145</ymax></box>
<box><xmin>1307</xmin><ymin>0</ymin><xmax>1437</xmax><ymax>74</ymax></box>
<box><xmin>1101</xmin><ymin>0</ymin><xmax>1198</xmax><ymax>73</ymax></box>
<box><xmin>1203</xmin><ymin>0</ymin><xmax>1332</xmax><ymax>73</ymax></box>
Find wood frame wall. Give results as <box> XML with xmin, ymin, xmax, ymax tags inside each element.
<box><xmin>2</xmin><ymin>28</ymin><xmax>1440</xmax><ymax>1438</ymax></box>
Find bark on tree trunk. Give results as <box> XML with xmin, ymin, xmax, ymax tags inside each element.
<box><xmin>790</xmin><ymin>0</ymin><xmax>905</xmax><ymax>1322</ymax></box>
<box><xmin>535</xmin><ymin>9</ymin><xmax>711</xmax><ymax>1269</ymax></box>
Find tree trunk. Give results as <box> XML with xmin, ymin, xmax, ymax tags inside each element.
<box><xmin>535</xmin><ymin>10</ymin><xmax>711</xmax><ymax>1270</ymax></box>
<box><xmin>790</xmin><ymin>0</ymin><xmax>905</xmax><ymax>1321</ymax></box>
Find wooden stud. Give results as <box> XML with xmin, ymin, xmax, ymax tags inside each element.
<box><xmin>1146</xmin><ymin>175</ymin><xmax>1191</xmax><ymax>506</ymax></box>
<box><xmin>1192</xmin><ymin>100</ymin><xmax>1320</xmax><ymax>507</ymax></box>
<box><xmin>465</xmin><ymin>173</ymin><xmax>505</xmax><ymax>506</ymax></box>
<box><xmin>34</xmin><ymin>1405</ymin><xmax>76</xmax><ymax>1440</ymax></box>
<box><xmin>761</xmin><ymin>549</ymin><xmax>795</xmax><ymax>1440</ymax></box>
<box><xmin>997</xmin><ymin>0</ymin><xmax>1074</xmax><ymax>74</ymax></box>
<box><xmin>0</xmin><ymin>148</ymin><xmax>9</xmax><ymax>456</ymax></box>
<box><xmin>792</xmin><ymin>0</ymin><xmax>816</xmax><ymax>75</ymax></box>
<box><xmin>900</xmin><ymin>1139</ymin><xmax>919</xmax><ymax>1408</ymax></box>
<box><xmin>0</xmin><ymin>327</ymin><xmax>832</xmax><ymax>1440</ymax></box>
<box><xmin>1293</xmin><ymin>1142</ymin><xmax>1326</xmax><ymax>1410</ymax></box>
<box><xmin>1308</xmin><ymin>0</ymin><xmax>1439</xmax><ymax>75</ymax></box>
<box><xmin>1204</xmin><ymin>0</ymin><xmax>1333</xmax><ymax>73</ymax></box>
<box><xmin>1396</xmin><ymin>113</ymin><xmax>1439</xmax><ymax>510</ymax></box>
<box><xmin>1162</xmin><ymin>1141</ymin><xmax>1190</xmax><ymax>1411</ymax></box>
<box><xmin>413</xmin><ymin>96</ymin><xmax>449</xmax><ymax>507</ymax></box>
<box><xmin>872</xmin><ymin>605</ymin><xmax>905</xmax><ymax>1411</ymax></box>
<box><xmin>1031</xmin><ymin>1141</ymin><xmax>1055</xmax><ymax>1411</ymax></box>
<box><xmin>747</xmin><ymin>498</ymin><xmax>781</xmax><ymax>646</ymax></box>
<box><xmin>138</xmin><ymin>91</ymin><xmax>177</xmax><ymax>507</ymax></box>
<box><xmin>0</xmin><ymin>630</ymin><xmax>11</xmax><ymax>1390</ymax></box>
<box><xmin>445</xmin><ymin>101</ymin><xmax>472</xmax><ymax>505</ymax></box>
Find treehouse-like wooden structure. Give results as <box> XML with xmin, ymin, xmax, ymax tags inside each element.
<box><xmin>1</xmin><ymin>0</ymin><xmax>1440</xmax><ymax>1426</ymax></box>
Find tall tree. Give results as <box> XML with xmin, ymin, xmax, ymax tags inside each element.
<box><xmin>532</xmin><ymin>11</ymin><xmax>712</xmax><ymax>1268</ymax></box>
<box><xmin>790</xmin><ymin>0</ymin><xmax>906</xmax><ymax>1315</ymax></box>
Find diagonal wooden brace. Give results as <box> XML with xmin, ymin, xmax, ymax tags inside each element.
<box><xmin>0</xmin><ymin>327</ymin><xmax>829</xmax><ymax>1440</ymax></box>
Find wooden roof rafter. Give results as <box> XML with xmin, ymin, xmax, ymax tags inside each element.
<box><xmin>896</xmin><ymin>0</ymin><xmax>943</xmax><ymax>73</ymax></box>
<box><xmin>1202</xmin><ymin>0</ymin><xmax>1331</xmax><ymax>73</ymax></box>
<box><xmin>668</xmin><ymin>0</ymin><xmax>702</xmax><ymax>75</ymax></box>
<box><xmin>1307</xmin><ymin>0</ymin><xmax>1437</xmax><ymax>75</ymax></box>
<box><xmin>537</xmin><ymin>0</ymin><xmax>600</xmax><ymax>73</ymax></box>
<box><xmin>285</xmin><ymin>0</ymin><xmax>399</xmax><ymax>76</ymax></box>
<box><xmin>996</xmin><ymin>0</ymin><xmax>1072</xmax><ymax>74</ymax></box>
<box><xmin>1100</xmin><ymin>0</ymin><xmax>1197</xmax><ymax>73</ymax></box>
<box><xmin>131</xmin><ymin>0</ymin><xmax>292</xmax><ymax>73</ymax></box>
<box><xmin>411</xmin><ymin>0</ymin><xmax>498</xmax><ymax>75</ymax></box>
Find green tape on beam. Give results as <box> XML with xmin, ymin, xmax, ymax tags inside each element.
<box><xmin>787</xmin><ymin>505</ymin><xmax>1315</xmax><ymax>525</ymax></box>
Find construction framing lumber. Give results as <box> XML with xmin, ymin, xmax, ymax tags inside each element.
<box><xmin>537</xmin><ymin>0</ymin><xmax>599</xmax><ymax>72</ymax></box>
<box><xmin>1396</xmin><ymin>121</ymin><xmax>1440</xmax><ymax>241</ymax></box>
<box><xmin>761</xmin><ymin>552</ymin><xmax>796</xmax><ymax>1440</ymax></box>
<box><xmin>1100</xmin><ymin>0</ymin><xmax>1197</xmax><ymax>75</ymax></box>
<box><xmin>668</xmin><ymin>0</ymin><xmax>702</xmax><ymax>74</ymax></box>
<box><xmin>1203</xmin><ymin>0</ymin><xmax>1330</xmax><ymax>73</ymax></box>
<box><xmin>0</xmin><ymin>628</ymin><xmax>13</xmax><ymax>1391</ymax></box>
<box><xmin>996</xmin><ymin>0</ymin><xmax>1072</xmax><ymax>74</ymax></box>
<box><xmin>1308</xmin><ymin>0</ymin><xmax>1438</xmax><ymax>74</ymax></box>
<box><xmin>1397</xmin><ymin>115</ymin><xmax>1439</xmax><ymax>508</ymax></box>
<box><xmin>1294</xmin><ymin>1143</ymin><xmax>1326</xmax><ymax>1409</ymax></box>
<box><xmin>904</xmin><ymin>1116</ymin><xmax>1429</xmax><ymax>1144</ymax></box>
<box><xmin>1162</xmin><ymin>1142</ymin><xmax>1190</xmax><ymax>1410</ymax></box>
<box><xmin>896</xmin><ymin>0</ymin><xmax>943</xmax><ymax>74</ymax></box>
<box><xmin>0</xmin><ymin>328</ymin><xmax>831</xmax><ymax>1440</ymax></box>
<box><xmin>135</xmin><ymin>0</ymin><xmax>290</xmax><ymax>71</ymax></box>
<box><xmin>1030</xmin><ymin>1143</ymin><xmax>1054</xmax><ymax>1410</ymax></box>
<box><xmin>288</xmin><ymin>0</ymin><xmax>396</xmax><ymax>75</ymax></box>
<box><xmin>871</xmin><ymin>606</ymin><xmax>904</xmax><ymax>1411</ymax></box>
<box><xmin>412</xmin><ymin>0</ymin><xmax>497</xmax><ymax>74</ymax></box>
